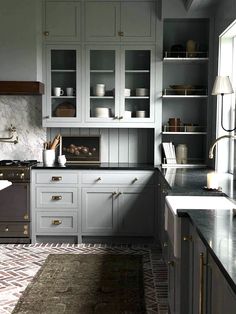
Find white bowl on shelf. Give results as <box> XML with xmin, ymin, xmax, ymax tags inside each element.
<box><xmin>136</xmin><ymin>110</ymin><xmax>146</xmax><ymax>118</ymax></box>
<box><xmin>94</xmin><ymin>107</ymin><xmax>110</xmax><ymax>118</ymax></box>
<box><xmin>135</xmin><ymin>88</ymin><xmax>149</xmax><ymax>96</ymax></box>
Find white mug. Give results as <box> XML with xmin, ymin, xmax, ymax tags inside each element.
<box><xmin>53</xmin><ymin>87</ymin><xmax>64</xmax><ymax>97</ymax></box>
<box><xmin>94</xmin><ymin>84</ymin><xmax>105</xmax><ymax>96</ymax></box>
<box><xmin>66</xmin><ymin>87</ymin><xmax>75</xmax><ymax>96</ymax></box>
<box><xmin>58</xmin><ymin>155</ymin><xmax>67</xmax><ymax>166</ymax></box>
<box><xmin>42</xmin><ymin>149</ymin><xmax>55</xmax><ymax>166</ymax></box>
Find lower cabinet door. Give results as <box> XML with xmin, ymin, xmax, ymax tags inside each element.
<box><xmin>81</xmin><ymin>188</ymin><xmax>118</xmax><ymax>235</ymax></box>
<box><xmin>118</xmin><ymin>187</ymin><xmax>155</xmax><ymax>236</ymax></box>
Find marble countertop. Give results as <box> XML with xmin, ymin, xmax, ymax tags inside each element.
<box><xmin>0</xmin><ymin>180</ymin><xmax>12</xmax><ymax>190</ymax></box>
<box><xmin>178</xmin><ymin>209</ymin><xmax>236</xmax><ymax>294</ymax></box>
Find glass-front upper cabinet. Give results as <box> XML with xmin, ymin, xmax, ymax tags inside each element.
<box><xmin>86</xmin><ymin>47</ymin><xmax>118</xmax><ymax>122</ymax></box>
<box><xmin>85</xmin><ymin>45</ymin><xmax>154</xmax><ymax>124</ymax></box>
<box><xmin>120</xmin><ymin>47</ymin><xmax>154</xmax><ymax>122</ymax></box>
<box><xmin>43</xmin><ymin>45</ymin><xmax>81</xmax><ymax>127</ymax></box>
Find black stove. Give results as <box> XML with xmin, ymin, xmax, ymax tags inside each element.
<box><xmin>0</xmin><ymin>160</ymin><xmax>38</xmax><ymax>182</ymax></box>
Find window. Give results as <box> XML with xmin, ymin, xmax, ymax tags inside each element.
<box><xmin>216</xmin><ymin>20</ymin><xmax>236</xmax><ymax>174</ymax></box>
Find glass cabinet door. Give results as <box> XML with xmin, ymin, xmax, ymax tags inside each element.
<box><xmin>86</xmin><ymin>47</ymin><xmax>119</xmax><ymax>122</ymax></box>
<box><xmin>44</xmin><ymin>45</ymin><xmax>81</xmax><ymax>125</ymax></box>
<box><xmin>120</xmin><ymin>47</ymin><xmax>154</xmax><ymax>122</ymax></box>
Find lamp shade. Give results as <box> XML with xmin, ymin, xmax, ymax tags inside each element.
<box><xmin>212</xmin><ymin>76</ymin><xmax>234</xmax><ymax>95</ymax></box>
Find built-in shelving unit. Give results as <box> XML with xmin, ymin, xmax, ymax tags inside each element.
<box><xmin>162</xmin><ymin>18</ymin><xmax>210</xmax><ymax>168</ymax></box>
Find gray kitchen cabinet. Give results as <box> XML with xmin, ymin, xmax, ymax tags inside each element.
<box><xmin>157</xmin><ymin>172</ymin><xmax>169</xmax><ymax>259</ymax></box>
<box><xmin>43</xmin><ymin>1</ymin><xmax>81</xmax><ymax>42</ymax></box>
<box><xmin>189</xmin><ymin>223</ymin><xmax>207</xmax><ymax>314</ymax></box>
<box><xmin>118</xmin><ymin>186</ymin><xmax>155</xmax><ymax>235</ymax></box>
<box><xmin>85</xmin><ymin>1</ymin><xmax>156</xmax><ymax>42</ymax></box>
<box><xmin>85</xmin><ymin>45</ymin><xmax>155</xmax><ymax>126</ymax></box>
<box><xmin>31</xmin><ymin>169</ymin><xmax>156</xmax><ymax>242</ymax></box>
<box><xmin>207</xmin><ymin>253</ymin><xmax>236</xmax><ymax>314</ymax></box>
<box><xmin>81</xmin><ymin>187</ymin><xmax>118</xmax><ymax>235</ymax></box>
<box><xmin>31</xmin><ymin>170</ymin><xmax>81</xmax><ymax>243</ymax></box>
<box><xmin>43</xmin><ymin>44</ymin><xmax>82</xmax><ymax>127</ymax></box>
<box><xmin>167</xmin><ymin>217</ymin><xmax>207</xmax><ymax>314</ymax></box>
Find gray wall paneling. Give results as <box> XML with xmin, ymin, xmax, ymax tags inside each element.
<box><xmin>47</xmin><ymin>128</ymin><xmax>154</xmax><ymax>163</ymax></box>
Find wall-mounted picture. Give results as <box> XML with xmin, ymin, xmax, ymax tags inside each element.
<box><xmin>61</xmin><ymin>136</ymin><xmax>100</xmax><ymax>163</ymax></box>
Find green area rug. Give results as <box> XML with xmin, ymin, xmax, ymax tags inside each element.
<box><xmin>12</xmin><ymin>254</ymin><xmax>146</xmax><ymax>314</ymax></box>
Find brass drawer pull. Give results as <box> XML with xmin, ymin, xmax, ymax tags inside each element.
<box><xmin>183</xmin><ymin>235</ymin><xmax>192</xmax><ymax>241</ymax></box>
<box><xmin>51</xmin><ymin>195</ymin><xmax>62</xmax><ymax>201</ymax></box>
<box><xmin>52</xmin><ymin>176</ymin><xmax>62</xmax><ymax>181</ymax></box>
<box><xmin>52</xmin><ymin>220</ymin><xmax>62</xmax><ymax>225</ymax></box>
<box><xmin>168</xmin><ymin>260</ymin><xmax>174</xmax><ymax>266</ymax></box>
<box><xmin>199</xmin><ymin>252</ymin><xmax>205</xmax><ymax>314</ymax></box>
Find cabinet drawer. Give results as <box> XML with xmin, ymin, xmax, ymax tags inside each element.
<box><xmin>36</xmin><ymin>211</ymin><xmax>77</xmax><ymax>234</ymax></box>
<box><xmin>0</xmin><ymin>222</ymin><xmax>29</xmax><ymax>237</ymax></box>
<box><xmin>34</xmin><ymin>171</ymin><xmax>78</xmax><ymax>185</ymax></box>
<box><xmin>36</xmin><ymin>187</ymin><xmax>78</xmax><ymax>208</ymax></box>
<box><xmin>81</xmin><ymin>171</ymin><xmax>154</xmax><ymax>186</ymax></box>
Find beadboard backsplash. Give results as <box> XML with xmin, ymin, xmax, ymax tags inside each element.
<box><xmin>0</xmin><ymin>96</ymin><xmax>46</xmax><ymax>160</ymax></box>
<box><xmin>47</xmin><ymin>128</ymin><xmax>154</xmax><ymax>164</ymax></box>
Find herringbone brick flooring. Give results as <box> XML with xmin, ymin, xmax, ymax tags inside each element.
<box><xmin>0</xmin><ymin>244</ymin><xmax>168</xmax><ymax>314</ymax></box>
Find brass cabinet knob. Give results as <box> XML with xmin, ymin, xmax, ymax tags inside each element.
<box><xmin>5</xmin><ymin>227</ymin><xmax>9</xmax><ymax>232</ymax></box>
<box><xmin>168</xmin><ymin>260</ymin><xmax>174</xmax><ymax>266</ymax></box>
<box><xmin>51</xmin><ymin>176</ymin><xmax>62</xmax><ymax>181</ymax></box>
<box><xmin>44</xmin><ymin>31</ymin><xmax>49</xmax><ymax>36</ymax></box>
<box><xmin>44</xmin><ymin>115</ymin><xmax>50</xmax><ymax>119</ymax></box>
<box><xmin>118</xmin><ymin>31</ymin><xmax>124</xmax><ymax>36</ymax></box>
<box><xmin>183</xmin><ymin>235</ymin><xmax>193</xmax><ymax>241</ymax></box>
<box><xmin>24</xmin><ymin>214</ymin><xmax>29</xmax><ymax>220</ymax></box>
<box><xmin>0</xmin><ymin>173</ymin><xmax>3</xmax><ymax>177</ymax></box>
<box><xmin>52</xmin><ymin>219</ymin><xmax>62</xmax><ymax>225</ymax></box>
<box><xmin>163</xmin><ymin>242</ymin><xmax>168</xmax><ymax>247</ymax></box>
<box><xmin>51</xmin><ymin>195</ymin><xmax>62</xmax><ymax>201</ymax></box>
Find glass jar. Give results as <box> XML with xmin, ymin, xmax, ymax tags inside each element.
<box><xmin>176</xmin><ymin>144</ymin><xmax>188</xmax><ymax>164</ymax></box>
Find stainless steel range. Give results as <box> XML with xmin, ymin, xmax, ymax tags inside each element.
<box><xmin>0</xmin><ymin>160</ymin><xmax>37</xmax><ymax>243</ymax></box>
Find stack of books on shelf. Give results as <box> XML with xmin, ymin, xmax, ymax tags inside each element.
<box><xmin>162</xmin><ymin>142</ymin><xmax>176</xmax><ymax>164</ymax></box>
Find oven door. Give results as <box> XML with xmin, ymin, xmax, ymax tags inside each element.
<box><xmin>0</xmin><ymin>183</ymin><xmax>29</xmax><ymax>221</ymax></box>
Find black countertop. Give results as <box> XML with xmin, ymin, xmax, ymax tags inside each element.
<box><xmin>178</xmin><ymin>209</ymin><xmax>236</xmax><ymax>294</ymax></box>
<box><xmin>32</xmin><ymin>162</ymin><xmax>156</xmax><ymax>170</ymax></box>
<box><xmin>158</xmin><ymin>166</ymin><xmax>235</xmax><ymax>198</ymax></box>
<box><xmin>159</xmin><ymin>167</ymin><xmax>236</xmax><ymax>293</ymax></box>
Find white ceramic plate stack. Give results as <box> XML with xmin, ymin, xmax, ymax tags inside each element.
<box><xmin>94</xmin><ymin>107</ymin><xmax>110</xmax><ymax>118</ymax></box>
<box><xmin>135</xmin><ymin>88</ymin><xmax>149</xmax><ymax>96</ymax></box>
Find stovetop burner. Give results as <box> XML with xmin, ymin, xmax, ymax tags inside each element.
<box><xmin>0</xmin><ymin>160</ymin><xmax>38</xmax><ymax>167</ymax></box>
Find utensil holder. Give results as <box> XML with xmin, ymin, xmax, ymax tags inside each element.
<box><xmin>43</xmin><ymin>149</ymin><xmax>55</xmax><ymax>166</ymax></box>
